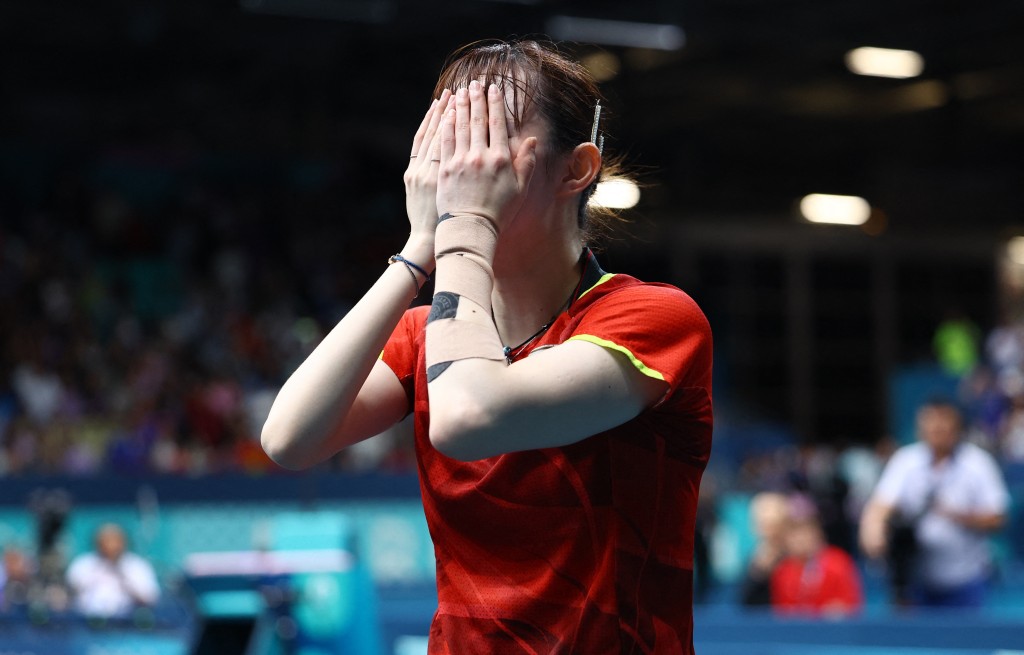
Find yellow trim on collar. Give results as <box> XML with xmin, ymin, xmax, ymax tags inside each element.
<box><xmin>567</xmin><ymin>334</ymin><xmax>666</xmax><ymax>381</ymax></box>
<box><xmin>577</xmin><ymin>273</ymin><xmax>616</xmax><ymax>302</ymax></box>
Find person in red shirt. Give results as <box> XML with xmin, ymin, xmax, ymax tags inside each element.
<box><xmin>261</xmin><ymin>39</ymin><xmax>713</xmax><ymax>654</ymax></box>
<box><xmin>770</xmin><ymin>495</ymin><xmax>863</xmax><ymax>617</ymax></box>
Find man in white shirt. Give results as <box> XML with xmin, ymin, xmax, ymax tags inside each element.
<box><xmin>66</xmin><ymin>523</ymin><xmax>160</xmax><ymax>617</ymax></box>
<box><xmin>860</xmin><ymin>400</ymin><xmax>1009</xmax><ymax>607</ymax></box>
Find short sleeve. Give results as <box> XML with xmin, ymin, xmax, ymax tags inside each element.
<box><xmin>971</xmin><ymin>450</ymin><xmax>1010</xmax><ymax>514</ymax></box>
<box><xmin>567</xmin><ymin>284</ymin><xmax>712</xmax><ymax>397</ymax></box>
<box><xmin>872</xmin><ymin>448</ymin><xmax>912</xmax><ymax>506</ymax></box>
<box><xmin>65</xmin><ymin>555</ymin><xmax>89</xmax><ymax>592</ymax></box>
<box><xmin>125</xmin><ymin>555</ymin><xmax>161</xmax><ymax>604</ymax></box>
<box><xmin>380</xmin><ymin>307</ymin><xmax>427</xmax><ymax>410</ymax></box>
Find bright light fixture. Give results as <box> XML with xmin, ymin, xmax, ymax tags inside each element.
<box><xmin>581</xmin><ymin>51</ymin><xmax>621</xmax><ymax>83</ymax></box>
<box><xmin>799</xmin><ymin>194</ymin><xmax>871</xmax><ymax>225</ymax></box>
<box><xmin>591</xmin><ymin>179</ymin><xmax>641</xmax><ymax>209</ymax></box>
<box><xmin>845</xmin><ymin>47</ymin><xmax>924</xmax><ymax>79</ymax></box>
<box><xmin>1008</xmin><ymin>237</ymin><xmax>1024</xmax><ymax>266</ymax></box>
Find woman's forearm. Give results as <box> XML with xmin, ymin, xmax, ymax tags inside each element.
<box><xmin>261</xmin><ymin>238</ymin><xmax>432</xmax><ymax>469</ymax></box>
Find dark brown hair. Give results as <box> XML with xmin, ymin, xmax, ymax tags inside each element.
<box><xmin>432</xmin><ymin>39</ymin><xmax>629</xmax><ymax>245</ymax></box>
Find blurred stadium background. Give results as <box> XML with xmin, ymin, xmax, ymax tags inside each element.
<box><xmin>1</xmin><ymin>0</ymin><xmax>1024</xmax><ymax>653</ymax></box>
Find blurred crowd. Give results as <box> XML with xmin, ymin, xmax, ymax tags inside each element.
<box><xmin>1</xmin><ymin>155</ymin><xmax>1022</xmax><ymax>619</ymax></box>
<box><xmin>688</xmin><ymin>312</ymin><xmax>1024</xmax><ymax>613</ymax></box>
<box><xmin>0</xmin><ymin>160</ymin><xmax>417</xmax><ymax>477</ymax></box>
<box><xmin>1</xmin><ymin>511</ymin><xmax>159</xmax><ymax>621</ymax></box>
<box><xmin>958</xmin><ymin>332</ymin><xmax>1024</xmax><ymax>462</ymax></box>
<box><xmin>720</xmin><ymin>398</ymin><xmax>1010</xmax><ymax>615</ymax></box>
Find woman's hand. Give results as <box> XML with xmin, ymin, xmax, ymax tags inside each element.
<box><xmin>404</xmin><ymin>90</ymin><xmax>453</xmax><ymax>253</ymax></box>
<box><xmin>436</xmin><ymin>81</ymin><xmax>538</xmax><ymax>233</ymax></box>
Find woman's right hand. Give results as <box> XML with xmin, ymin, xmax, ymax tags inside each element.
<box><xmin>404</xmin><ymin>90</ymin><xmax>453</xmax><ymax>255</ymax></box>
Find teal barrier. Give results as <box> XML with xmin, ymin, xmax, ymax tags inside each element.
<box><xmin>0</xmin><ymin>500</ymin><xmax>436</xmax><ymax>586</ymax></box>
<box><xmin>184</xmin><ymin>513</ymin><xmax>384</xmax><ymax>655</ymax></box>
<box><xmin>0</xmin><ymin>498</ymin><xmax>435</xmax><ymax>655</ymax></box>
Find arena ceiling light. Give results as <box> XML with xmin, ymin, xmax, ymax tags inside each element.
<box><xmin>581</xmin><ymin>51</ymin><xmax>622</xmax><ymax>83</ymax></box>
<box><xmin>799</xmin><ymin>194</ymin><xmax>871</xmax><ymax>226</ymax></box>
<box><xmin>1007</xmin><ymin>237</ymin><xmax>1024</xmax><ymax>266</ymax></box>
<box><xmin>845</xmin><ymin>47</ymin><xmax>925</xmax><ymax>79</ymax></box>
<box><xmin>547</xmin><ymin>16</ymin><xmax>685</xmax><ymax>51</ymax></box>
<box><xmin>591</xmin><ymin>179</ymin><xmax>641</xmax><ymax>209</ymax></box>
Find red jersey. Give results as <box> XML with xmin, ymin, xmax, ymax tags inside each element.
<box><xmin>381</xmin><ymin>250</ymin><xmax>713</xmax><ymax>654</ymax></box>
<box><xmin>770</xmin><ymin>546</ymin><xmax>864</xmax><ymax>616</ymax></box>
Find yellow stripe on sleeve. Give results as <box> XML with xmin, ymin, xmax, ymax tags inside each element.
<box><xmin>567</xmin><ymin>334</ymin><xmax>666</xmax><ymax>381</ymax></box>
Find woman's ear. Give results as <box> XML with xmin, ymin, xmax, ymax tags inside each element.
<box><xmin>558</xmin><ymin>142</ymin><xmax>602</xmax><ymax>197</ymax></box>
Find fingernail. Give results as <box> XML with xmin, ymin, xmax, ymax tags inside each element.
<box><xmin>469</xmin><ymin>80</ymin><xmax>480</xmax><ymax>91</ymax></box>
<box><xmin>489</xmin><ymin>83</ymin><xmax>498</xmax><ymax>96</ymax></box>
<box><xmin>457</xmin><ymin>87</ymin><xmax>467</xmax><ymax>99</ymax></box>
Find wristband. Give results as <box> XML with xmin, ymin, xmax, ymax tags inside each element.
<box><xmin>388</xmin><ymin>254</ymin><xmax>429</xmax><ymax>293</ymax></box>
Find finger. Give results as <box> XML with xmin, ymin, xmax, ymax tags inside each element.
<box><xmin>468</xmin><ymin>80</ymin><xmax>488</xmax><ymax>151</ymax></box>
<box><xmin>421</xmin><ymin>129</ymin><xmax>442</xmax><ymax>172</ymax></box>
<box><xmin>487</xmin><ymin>83</ymin><xmax>509</xmax><ymax>151</ymax></box>
<box><xmin>454</xmin><ymin>86</ymin><xmax>470</xmax><ymax>156</ymax></box>
<box><xmin>440</xmin><ymin>106</ymin><xmax>456</xmax><ymax>164</ymax></box>
<box><xmin>429</xmin><ymin>128</ymin><xmax>442</xmax><ymax>164</ymax></box>
<box><xmin>416</xmin><ymin>89</ymin><xmax>451</xmax><ymax>160</ymax></box>
<box><xmin>410</xmin><ymin>98</ymin><xmax>438</xmax><ymax>159</ymax></box>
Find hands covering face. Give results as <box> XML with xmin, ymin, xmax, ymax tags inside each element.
<box><xmin>435</xmin><ymin>80</ymin><xmax>539</xmax><ymax>232</ymax></box>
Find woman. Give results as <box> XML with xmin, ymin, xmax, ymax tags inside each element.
<box><xmin>770</xmin><ymin>496</ymin><xmax>863</xmax><ymax>617</ymax></box>
<box><xmin>262</xmin><ymin>40</ymin><xmax>713</xmax><ymax>654</ymax></box>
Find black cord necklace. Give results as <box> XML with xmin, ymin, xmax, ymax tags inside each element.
<box><xmin>500</xmin><ymin>252</ymin><xmax>588</xmax><ymax>364</ymax></box>
<box><xmin>502</xmin><ymin>321</ymin><xmax>555</xmax><ymax>363</ymax></box>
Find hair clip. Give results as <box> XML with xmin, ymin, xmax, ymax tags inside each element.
<box><xmin>590</xmin><ymin>101</ymin><xmax>605</xmax><ymax>155</ymax></box>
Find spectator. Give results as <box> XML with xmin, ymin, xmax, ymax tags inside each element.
<box><xmin>740</xmin><ymin>492</ymin><xmax>789</xmax><ymax>607</ymax></box>
<box><xmin>770</xmin><ymin>495</ymin><xmax>863</xmax><ymax>617</ymax></box>
<box><xmin>66</xmin><ymin>523</ymin><xmax>159</xmax><ymax>618</ymax></box>
<box><xmin>860</xmin><ymin>399</ymin><xmax>1009</xmax><ymax>608</ymax></box>
<box><xmin>0</xmin><ymin>546</ymin><xmax>35</xmax><ymax>609</ymax></box>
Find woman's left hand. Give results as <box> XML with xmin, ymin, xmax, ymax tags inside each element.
<box><xmin>436</xmin><ymin>80</ymin><xmax>538</xmax><ymax>233</ymax></box>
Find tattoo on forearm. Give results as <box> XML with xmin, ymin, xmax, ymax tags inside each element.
<box><xmin>426</xmin><ymin>361</ymin><xmax>453</xmax><ymax>382</ymax></box>
<box><xmin>438</xmin><ymin>212</ymin><xmax>455</xmax><ymax>223</ymax></box>
<box><xmin>427</xmin><ymin>291</ymin><xmax>460</xmax><ymax>323</ymax></box>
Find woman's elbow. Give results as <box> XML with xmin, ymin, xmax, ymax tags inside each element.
<box><xmin>428</xmin><ymin>401</ymin><xmax>495</xmax><ymax>461</ymax></box>
<box><xmin>260</xmin><ymin>420</ymin><xmax>310</xmax><ymax>471</ymax></box>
